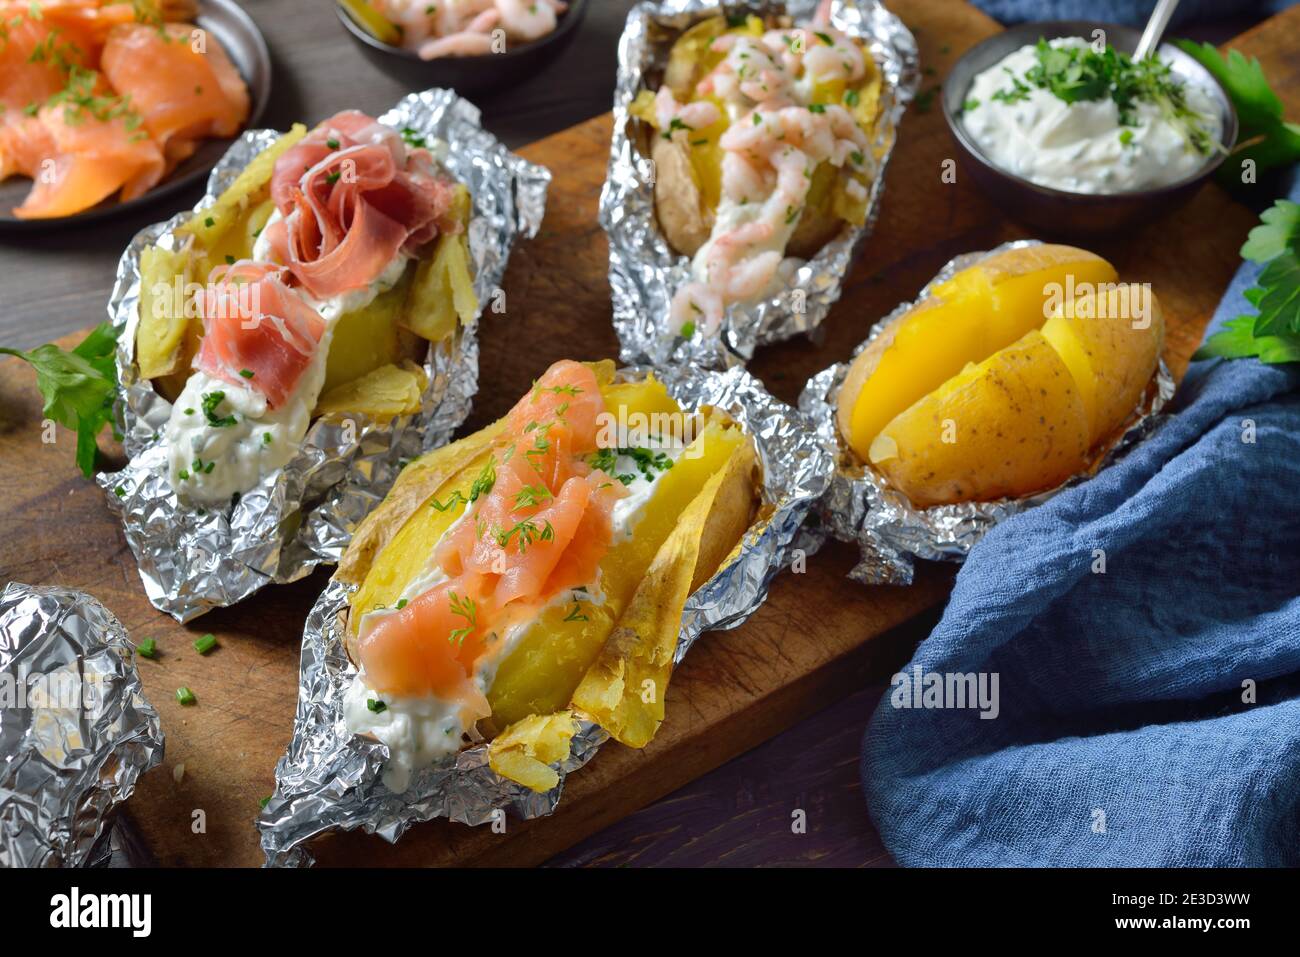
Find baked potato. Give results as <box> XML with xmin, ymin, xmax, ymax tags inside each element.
<box><xmin>135</xmin><ymin>110</ymin><xmax>480</xmax><ymax>505</ymax></box>
<box><xmin>629</xmin><ymin>10</ymin><xmax>885</xmax><ymax>330</ymax></box>
<box><xmin>836</xmin><ymin>245</ymin><xmax>1164</xmax><ymax>507</ymax></box>
<box><xmin>336</xmin><ymin>359</ymin><xmax>761</xmax><ymax>792</ymax></box>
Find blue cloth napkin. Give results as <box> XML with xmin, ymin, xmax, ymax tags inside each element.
<box><xmin>861</xmin><ymin>170</ymin><xmax>1300</xmax><ymax>866</ymax></box>
<box><xmin>970</xmin><ymin>0</ymin><xmax>1298</xmax><ymax>27</ymax></box>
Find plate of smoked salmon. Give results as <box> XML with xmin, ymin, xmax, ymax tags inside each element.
<box><xmin>0</xmin><ymin>0</ymin><xmax>269</xmax><ymax>228</ymax></box>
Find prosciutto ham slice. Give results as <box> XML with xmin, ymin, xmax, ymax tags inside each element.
<box><xmin>266</xmin><ymin>110</ymin><xmax>457</xmax><ymax>300</ymax></box>
<box><xmin>196</xmin><ymin>261</ymin><xmax>326</xmax><ymax>409</ymax></box>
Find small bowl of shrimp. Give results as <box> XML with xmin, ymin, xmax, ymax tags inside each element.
<box><xmin>337</xmin><ymin>0</ymin><xmax>588</xmax><ymax>95</ymax></box>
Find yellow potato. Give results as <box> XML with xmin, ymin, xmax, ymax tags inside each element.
<box><xmin>322</xmin><ymin>268</ymin><xmax>422</xmax><ymax>394</ymax></box>
<box><xmin>837</xmin><ymin>244</ymin><xmax>1118</xmax><ymax>461</ymax></box>
<box><xmin>1041</xmin><ymin>285</ymin><xmax>1164</xmax><ymax>447</ymax></box>
<box><xmin>487</xmin><ymin>711</ymin><xmax>579</xmax><ymax>793</ymax></box>
<box><xmin>868</xmin><ymin>330</ymin><xmax>1090</xmax><ymax>506</ymax></box>
<box><xmin>313</xmin><ymin>361</ymin><xmax>426</xmax><ymax>420</ymax></box>
<box><xmin>571</xmin><ymin>428</ymin><xmax>758</xmax><ymax>748</ymax></box>
<box><xmin>401</xmin><ymin>185</ymin><xmax>478</xmax><ymax>343</ymax></box>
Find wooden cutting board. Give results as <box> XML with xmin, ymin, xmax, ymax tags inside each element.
<box><xmin>1</xmin><ymin>0</ymin><xmax>1294</xmax><ymax>867</ymax></box>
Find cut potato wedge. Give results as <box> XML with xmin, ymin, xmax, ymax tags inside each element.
<box><xmin>313</xmin><ymin>360</ymin><xmax>427</xmax><ymax>420</ymax></box>
<box><xmin>868</xmin><ymin>330</ymin><xmax>1091</xmax><ymax>507</ymax></box>
<box><xmin>1041</xmin><ymin>284</ymin><xmax>1164</xmax><ymax>447</ymax></box>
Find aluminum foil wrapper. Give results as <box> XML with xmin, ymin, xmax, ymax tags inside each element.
<box><xmin>0</xmin><ymin>583</ymin><xmax>164</xmax><ymax>868</ymax></box>
<box><xmin>601</xmin><ymin>0</ymin><xmax>918</xmax><ymax>369</ymax></box>
<box><xmin>97</xmin><ymin>89</ymin><xmax>550</xmax><ymax>623</ymax></box>
<box><xmin>257</xmin><ymin>364</ymin><xmax>833</xmax><ymax>866</ymax></box>
<box><xmin>799</xmin><ymin>240</ymin><xmax>1177</xmax><ymax>586</ymax></box>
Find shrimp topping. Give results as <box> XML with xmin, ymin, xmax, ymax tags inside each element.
<box><xmin>667</xmin><ymin>22</ymin><xmax>871</xmax><ymax>335</ymax></box>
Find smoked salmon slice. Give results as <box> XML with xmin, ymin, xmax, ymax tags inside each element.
<box><xmin>196</xmin><ymin>261</ymin><xmax>326</xmax><ymax>409</ymax></box>
<box><xmin>0</xmin><ymin>2</ymin><xmax>248</xmax><ymax>218</ymax></box>
<box><xmin>100</xmin><ymin>21</ymin><xmax>249</xmax><ymax>167</ymax></box>
<box><xmin>0</xmin><ymin>2</ymin><xmax>97</xmax><ymax>183</ymax></box>
<box><xmin>357</xmin><ymin>360</ymin><xmax>625</xmax><ymax>699</ymax></box>
<box><xmin>11</xmin><ymin>68</ymin><xmax>164</xmax><ymax>218</ymax></box>
<box><xmin>266</xmin><ymin>110</ymin><xmax>458</xmax><ymax>299</ymax></box>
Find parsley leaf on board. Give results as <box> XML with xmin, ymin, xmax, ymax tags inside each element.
<box><xmin>0</xmin><ymin>322</ymin><xmax>120</xmax><ymax>477</ymax></box>
<box><xmin>1195</xmin><ymin>199</ymin><xmax>1300</xmax><ymax>365</ymax></box>
<box><xmin>1174</xmin><ymin>41</ymin><xmax>1300</xmax><ymax>184</ymax></box>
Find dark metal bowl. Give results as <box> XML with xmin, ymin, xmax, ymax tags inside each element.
<box><xmin>0</xmin><ymin>0</ymin><xmax>271</xmax><ymax>232</ymax></box>
<box><xmin>941</xmin><ymin>21</ymin><xmax>1238</xmax><ymax>238</ymax></box>
<box><xmin>337</xmin><ymin>0</ymin><xmax>588</xmax><ymax>96</ymax></box>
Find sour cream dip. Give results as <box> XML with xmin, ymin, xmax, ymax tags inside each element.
<box><xmin>959</xmin><ymin>38</ymin><xmax>1222</xmax><ymax>195</ymax></box>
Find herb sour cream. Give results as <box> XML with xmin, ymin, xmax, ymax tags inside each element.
<box><xmin>162</xmin><ymin>209</ymin><xmax>411</xmax><ymax>505</ymax></box>
<box><xmin>960</xmin><ymin>38</ymin><xmax>1222</xmax><ymax>195</ymax></box>
<box><xmin>343</xmin><ymin>443</ymin><xmax>688</xmax><ymax>793</ymax></box>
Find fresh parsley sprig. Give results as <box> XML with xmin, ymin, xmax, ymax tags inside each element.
<box><xmin>1174</xmin><ymin>41</ymin><xmax>1300</xmax><ymax>185</ymax></box>
<box><xmin>0</xmin><ymin>322</ymin><xmax>120</xmax><ymax>477</ymax></box>
<box><xmin>1194</xmin><ymin>199</ymin><xmax>1300</xmax><ymax>365</ymax></box>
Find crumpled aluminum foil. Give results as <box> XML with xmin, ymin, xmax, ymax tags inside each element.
<box><xmin>0</xmin><ymin>583</ymin><xmax>164</xmax><ymax>868</ymax></box>
<box><xmin>601</xmin><ymin>0</ymin><xmax>918</xmax><ymax>369</ymax></box>
<box><xmin>97</xmin><ymin>89</ymin><xmax>550</xmax><ymax>623</ymax></box>
<box><xmin>799</xmin><ymin>240</ymin><xmax>1177</xmax><ymax>585</ymax></box>
<box><xmin>257</xmin><ymin>364</ymin><xmax>834</xmax><ymax>866</ymax></box>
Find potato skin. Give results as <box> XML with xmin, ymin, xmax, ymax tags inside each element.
<box><xmin>869</xmin><ymin>331</ymin><xmax>1091</xmax><ymax>506</ymax></box>
<box><xmin>653</xmin><ymin>135</ymin><xmax>712</xmax><ymax>257</ymax></box>
<box><xmin>1042</xmin><ymin>285</ymin><xmax>1164</xmax><ymax>449</ymax></box>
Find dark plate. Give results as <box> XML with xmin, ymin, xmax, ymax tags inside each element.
<box><xmin>0</xmin><ymin>0</ymin><xmax>271</xmax><ymax>232</ymax></box>
<box><xmin>941</xmin><ymin>21</ymin><xmax>1238</xmax><ymax>238</ymax></box>
<box><xmin>337</xmin><ymin>0</ymin><xmax>588</xmax><ymax>96</ymax></box>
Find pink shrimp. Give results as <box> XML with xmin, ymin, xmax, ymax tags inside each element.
<box><xmin>654</xmin><ymin>87</ymin><xmax>721</xmax><ymax>136</ymax></box>
<box><xmin>804</xmin><ymin>31</ymin><xmax>867</xmax><ymax>83</ymax></box>
<box><xmin>720</xmin><ymin>150</ymin><xmax>771</xmax><ymax>204</ymax></box>
<box><xmin>495</xmin><ymin>0</ymin><xmax>556</xmax><ymax>41</ymax></box>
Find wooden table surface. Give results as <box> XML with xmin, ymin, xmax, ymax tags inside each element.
<box><xmin>0</xmin><ymin>0</ymin><xmax>1292</xmax><ymax>868</ymax></box>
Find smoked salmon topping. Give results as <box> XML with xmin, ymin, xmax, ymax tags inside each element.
<box><xmin>266</xmin><ymin>110</ymin><xmax>458</xmax><ymax>300</ymax></box>
<box><xmin>100</xmin><ymin>21</ymin><xmax>250</xmax><ymax>168</ymax></box>
<box><xmin>358</xmin><ymin>360</ymin><xmax>625</xmax><ymax>699</ymax></box>
<box><xmin>11</xmin><ymin>67</ymin><xmax>163</xmax><ymax>218</ymax></box>
<box><xmin>0</xmin><ymin>2</ymin><xmax>250</xmax><ymax>218</ymax></box>
<box><xmin>195</xmin><ymin>261</ymin><xmax>326</xmax><ymax>409</ymax></box>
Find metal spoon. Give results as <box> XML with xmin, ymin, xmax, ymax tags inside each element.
<box><xmin>1133</xmin><ymin>0</ymin><xmax>1182</xmax><ymax>60</ymax></box>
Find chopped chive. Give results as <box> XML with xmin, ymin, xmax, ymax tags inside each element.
<box><xmin>679</xmin><ymin>320</ymin><xmax>696</xmax><ymax>339</ymax></box>
<box><xmin>137</xmin><ymin>638</ymin><xmax>157</xmax><ymax>658</ymax></box>
<box><xmin>367</xmin><ymin>698</ymin><xmax>388</xmax><ymax>713</ymax></box>
<box><xmin>193</xmin><ymin>633</ymin><xmax>217</xmax><ymax>655</ymax></box>
<box><xmin>238</xmin><ymin>368</ymin><xmax>255</xmax><ymax>379</ymax></box>
<box><xmin>204</xmin><ymin>216</ymin><xmax>215</xmax><ymax>228</ymax></box>
<box><xmin>225</xmin><ymin>255</ymin><xmax>235</xmax><ymax>265</ymax></box>
<box><xmin>259</xmin><ymin>796</ymin><xmax>272</xmax><ymax>809</ymax></box>
<box><xmin>176</xmin><ymin>686</ymin><xmax>196</xmax><ymax>705</ymax></box>
<box><xmin>395</xmin><ymin>598</ymin><xmax>408</xmax><ymax>609</ymax></box>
